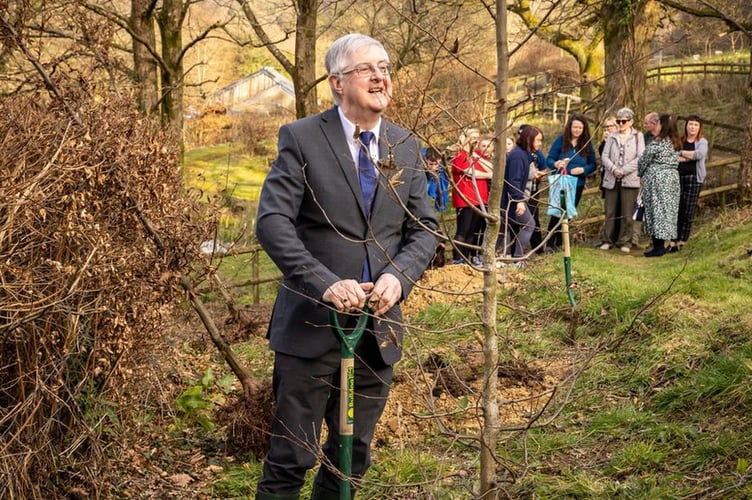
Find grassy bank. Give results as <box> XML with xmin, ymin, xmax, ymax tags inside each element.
<box><xmin>210</xmin><ymin>207</ymin><xmax>752</xmax><ymax>497</ymax></box>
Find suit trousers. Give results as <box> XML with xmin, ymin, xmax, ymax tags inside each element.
<box><xmin>257</xmin><ymin>325</ymin><xmax>393</xmax><ymax>497</ymax></box>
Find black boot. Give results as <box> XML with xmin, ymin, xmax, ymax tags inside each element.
<box><xmin>644</xmin><ymin>238</ymin><xmax>666</xmax><ymax>257</ymax></box>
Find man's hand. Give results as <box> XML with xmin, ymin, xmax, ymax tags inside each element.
<box><xmin>367</xmin><ymin>273</ymin><xmax>402</xmax><ymax>317</ymax></box>
<box><xmin>323</xmin><ymin>279</ymin><xmax>374</xmax><ymax>312</ymax></box>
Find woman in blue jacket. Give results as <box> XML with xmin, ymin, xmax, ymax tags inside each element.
<box><xmin>545</xmin><ymin>114</ymin><xmax>597</xmax><ymax>251</ymax></box>
<box><xmin>498</xmin><ymin>125</ymin><xmax>544</xmax><ymax>260</ymax></box>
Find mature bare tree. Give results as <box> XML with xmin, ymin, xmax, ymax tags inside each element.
<box><xmin>80</xmin><ymin>0</ymin><xmax>231</xmax><ymax>133</ymax></box>
<box><xmin>508</xmin><ymin>0</ymin><xmax>604</xmax><ymax>101</ymax></box>
<box><xmin>236</xmin><ymin>0</ymin><xmax>323</xmax><ymax>118</ymax></box>
<box><xmin>508</xmin><ymin>0</ymin><xmax>665</xmax><ymax>118</ymax></box>
<box><xmin>659</xmin><ymin>0</ymin><xmax>752</xmax><ymax>204</ymax></box>
<box><xmin>600</xmin><ymin>0</ymin><xmax>662</xmax><ymax>117</ymax></box>
<box><xmin>129</xmin><ymin>0</ymin><xmax>159</xmax><ymax>114</ymax></box>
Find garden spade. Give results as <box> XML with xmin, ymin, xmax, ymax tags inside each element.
<box><xmin>329</xmin><ymin>307</ymin><xmax>369</xmax><ymax>500</ymax></box>
<box><xmin>559</xmin><ymin>191</ymin><xmax>577</xmax><ymax>307</ymax></box>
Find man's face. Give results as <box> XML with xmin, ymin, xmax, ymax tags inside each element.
<box><xmin>336</xmin><ymin>45</ymin><xmax>392</xmax><ymax>115</ymax></box>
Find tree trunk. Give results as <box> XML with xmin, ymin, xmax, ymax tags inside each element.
<box><xmin>478</xmin><ymin>1</ymin><xmax>508</xmax><ymax>497</ymax></box>
<box><xmin>157</xmin><ymin>0</ymin><xmax>184</xmax><ymax>134</ymax></box>
<box><xmin>293</xmin><ymin>0</ymin><xmax>318</xmax><ymax>118</ymax></box>
<box><xmin>237</xmin><ymin>0</ymin><xmax>319</xmax><ymax>119</ymax></box>
<box><xmin>579</xmin><ymin>47</ymin><xmax>604</xmax><ymax>102</ymax></box>
<box><xmin>129</xmin><ymin>0</ymin><xmax>159</xmax><ymax>115</ymax></box>
<box><xmin>602</xmin><ymin>0</ymin><xmax>660</xmax><ymax>118</ymax></box>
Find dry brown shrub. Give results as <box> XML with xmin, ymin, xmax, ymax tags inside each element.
<box><xmin>0</xmin><ymin>89</ymin><xmax>209</xmax><ymax>498</ymax></box>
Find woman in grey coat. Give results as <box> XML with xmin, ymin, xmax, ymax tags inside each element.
<box><xmin>637</xmin><ymin>114</ymin><xmax>682</xmax><ymax>257</ymax></box>
<box><xmin>669</xmin><ymin>115</ymin><xmax>708</xmax><ymax>252</ymax></box>
<box><xmin>599</xmin><ymin>107</ymin><xmax>645</xmax><ymax>253</ymax></box>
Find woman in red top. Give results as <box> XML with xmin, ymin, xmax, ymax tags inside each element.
<box><xmin>450</xmin><ymin>129</ymin><xmax>493</xmax><ymax>264</ymax></box>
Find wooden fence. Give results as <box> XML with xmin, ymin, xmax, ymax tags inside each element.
<box><xmin>578</xmin><ymin>154</ymin><xmax>741</xmax><ymax>226</ymax></box>
<box><xmin>514</xmin><ymin>60</ymin><xmax>750</xmax><ymax>124</ymax></box>
<box><xmin>647</xmin><ymin>62</ymin><xmax>749</xmax><ymax>84</ymax></box>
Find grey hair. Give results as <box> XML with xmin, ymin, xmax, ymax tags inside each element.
<box><xmin>325</xmin><ymin>33</ymin><xmax>388</xmax><ymax>104</ymax></box>
<box><xmin>616</xmin><ymin>107</ymin><xmax>634</xmax><ymax>120</ymax></box>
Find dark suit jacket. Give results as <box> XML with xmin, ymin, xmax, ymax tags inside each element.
<box><xmin>256</xmin><ymin>107</ymin><xmax>439</xmax><ymax>365</ymax></box>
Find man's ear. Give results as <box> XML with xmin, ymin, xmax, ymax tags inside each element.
<box><xmin>329</xmin><ymin>74</ymin><xmax>344</xmax><ymax>97</ymax></box>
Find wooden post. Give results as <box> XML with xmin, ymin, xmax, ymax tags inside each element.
<box><xmin>252</xmin><ymin>248</ymin><xmax>260</xmax><ymax>304</ymax></box>
<box><xmin>552</xmin><ymin>94</ymin><xmax>558</xmax><ymax>121</ymax></box>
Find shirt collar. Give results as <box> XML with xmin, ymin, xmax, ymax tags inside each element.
<box><xmin>337</xmin><ymin>106</ymin><xmax>382</xmax><ymax>145</ymax></box>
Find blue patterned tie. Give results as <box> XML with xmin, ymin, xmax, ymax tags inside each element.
<box><xmin>358</xmin><ymin>131</ymin><xmax>377</xmax><ymax>282</ymax></box>
<box><xmin>358</xmin><ymin>131</ymin><xmax>377</xmax><ymax>216</ymax></box>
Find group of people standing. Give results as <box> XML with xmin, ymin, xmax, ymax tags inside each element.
<box><xmin>425</xmin><ymin>110</ymin><xmax>707</xmax><ymax>265</ymax></box>
<box><xmin>598</xmin><ymin>109</ymin><xmax>707</xmax><ymax>257</ymax></box>
<box><xmin>439</xmin><ymin>114</ymin><xmax>598</xmax><ymax>265</ymax></box>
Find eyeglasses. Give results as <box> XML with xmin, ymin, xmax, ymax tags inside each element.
<box><xmin>339</xmin><ymin>62</ymin><xmax>392</xmax><ymax>78</ymax></box>
<box><xmin>616</xmin><ymin>119</ymin><xmax>630</xmax><ymax>124</ymax></box>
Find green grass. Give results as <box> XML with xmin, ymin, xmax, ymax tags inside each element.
<box><xmin>184</xmin><ymin>143</ymin><xmax>280</xmax><ymax>302</ymax></box>
<box><xmin>494</xmin><ymin>209</ymin><xmax>752</xmax><ymax>498</ymax></box>
<box><xmin>211</xmin><ymin>208</ymin><xmax>752</xmax><ymax>497</ymax></box>
<box><xmin>184</xmin><ymin>143</ymin><xmax>268</xmax><ymax>202</ymax></box>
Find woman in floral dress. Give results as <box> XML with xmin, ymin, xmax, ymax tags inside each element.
<box><xmin>637</xmin><ymin>114</ymin><xmax>682</xmax><ymax>257</ymax></box>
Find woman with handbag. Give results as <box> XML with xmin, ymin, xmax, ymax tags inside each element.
<box><xmin>598</xmin><ymin>108</ymin><xmax>645</xmax><ymax>253</ymax></box>
<box><xmin>544</xmin><ymin>114</ymin><xmax>597</xmax><ymax>252</ymax></box>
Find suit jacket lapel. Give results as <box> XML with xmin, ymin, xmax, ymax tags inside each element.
<box><xmin>319</xmin><ymin>108</ymin><xmax>369</xmax><ymax>217</ymax></box>
<box><xmin>373</xmin><ymin>122</ymin><xmax>406</xmax><ymax>215</ymax></box>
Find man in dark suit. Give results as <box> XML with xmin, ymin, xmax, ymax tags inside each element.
<box><xmin>255</xmin><ymin>33</ymin><xmax>439</xmax><ymax>499</ymax></box>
